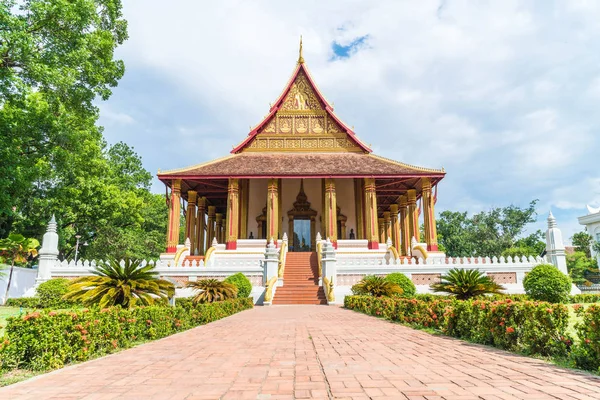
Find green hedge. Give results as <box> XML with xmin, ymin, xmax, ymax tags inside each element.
<box><xmin>570</xmin><ymin>294</ymin><xmax>600</xmax><ymax>304</ymax></box>
<box><xmin>344</xmin><ymin>296</ymin><xmax>570</xmax><ymax>357</ymax></box>
<box><xmin>4</xmin><ymin>298</ymin><xmax>40</xmax><ymax>308</ymax></box>
<box><xmin>571</xmin><ymin>304</ymin><xmax>600</xmax><ymax>371</ymax></box>
<box><xmin>0</xmin><ymin>298</ymin><xmax>253</xmax><ymax>372</ymax></box>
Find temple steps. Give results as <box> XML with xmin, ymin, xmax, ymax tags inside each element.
<box><xmin>272</xmin><ymin>251</ymin><xmax>327</xmax><ymax>305</ymax></box>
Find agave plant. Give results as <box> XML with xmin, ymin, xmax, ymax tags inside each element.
<box><xmin>187</xmin><ymin>279</ymin><xmax>238</xmax><ymax>304</ymax></box>
<box><xmin>63</xmin><ymin>258</ymin><xmax>175</xmax><ymax>308</ymax></box>
<box><xmin>351</xmin><ymin>275</ymin><xmax>403</xmax><ymax>297</ymax></box>
<box><xmin>430</xmin><ymin>268</ymin><xmax>505</xmax><ymax>300</ymax></box>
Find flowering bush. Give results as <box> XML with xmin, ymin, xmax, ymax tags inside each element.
<box><xmin>345</xmin><ymin>295</ymin><xmax>570</xmax><ymax>358</ymax></box>
<box><xmin>571</xmin><ymin>304</ymin><xmax>600</xmax><ymax>371</ymax></box>
<box><xmin>0</xmin><ymin>297</ymin><xmax>253</xmax><ymax>372</ymax></box>
<box><xmin>570</xmin><ymin>294</ymin><xmax>600</xmax><ymax>304</ymax></box>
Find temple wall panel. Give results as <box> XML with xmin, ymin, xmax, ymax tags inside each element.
<box><xmin>248</xmin><ymin>179</ymin><xmax>268</xmax><ymax>239</ymax></box>
<box><xmin>281</xmin><ymin>179</ymin><xmax>323</xmax><ymax>237</ymax></box>
<box><xmin>334</xmin><ymin>178</ymin><xmax>357</xmax><ymax>238</ymax></box>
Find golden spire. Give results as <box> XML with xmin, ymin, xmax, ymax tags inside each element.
<box><xmin>298</xmin><ymin>35</ymin><xmax>304</xmax><ymax>64</ymax></box>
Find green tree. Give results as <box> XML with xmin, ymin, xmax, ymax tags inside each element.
<box><xmin>436</xmin><ymin>200</ymin><xmax>539</xmax><ymax>257</ymax></box>
<box><xmin>0</xmin><ymin>234</ymin><xmax>39</xmax><ymax>304</ymax></box>
<box><xmin>566</xmin><ymin>251</ymin><xmax>598</xmax><ymax>285</ymax></box>
<box><xmin>64</xmin><ymin>258</ymin><xmax>175</xmax><ymax>308</ymax></box>
<box><xmin>0</xmin><ymin>0</ymin><xmax>128</xmax><ymax>236</ymax></box>
<box><xmin>572</xmin><ymin>232</ymin><xmax>593</xmax><ymax>258</ymax></box>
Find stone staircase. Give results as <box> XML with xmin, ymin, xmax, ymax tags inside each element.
<box><xmin>272</xmin><ymin>252</ymin><xmax>327</xmax><ymax>305</ymax></box>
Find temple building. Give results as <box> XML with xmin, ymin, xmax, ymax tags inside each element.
<box><xmin>158</xmin><ymin>41</ymin><xmax>445</xmax><ymax>259</ymax></box>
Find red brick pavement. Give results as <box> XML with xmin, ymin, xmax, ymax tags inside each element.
<box><xmin>2</xmin><ymin>306</ymin><xmax>600</xmax><ymax>399</ymax></box>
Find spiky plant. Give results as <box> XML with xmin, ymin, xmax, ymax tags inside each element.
<box><xmin>63</xmin><ymin>258</ymin><xmax>175</xmax><ymax>308</ymax></box>
<box><xmin>187</xmin><ymin>279</ymin><xmax>238</xmax><ymax>304</ymax></box>
<box><xmin>351</xmin><ymin>275</ymin><xmax>403</xmax><ymax>297</ymax></box>
<box><xmin>430</xmin><ymin>268</ymin><xmax>505</xmax><ymax>300</ymax></box>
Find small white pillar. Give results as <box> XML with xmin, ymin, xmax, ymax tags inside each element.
<box><xmin>263</xmin><ymin>239</ymin><xmax>279</xmax><ymax>283</ymax></box>
<box><xmin>321</xmin><ymin>238</ymin><xmax>337</xmax><ymax>304</ymax></box>
<box><xmin>37</xmin><ymin>215</ymin><xmax>59</xmax><ymax>284</ymax></box>
<box><xmin>546</xmin><ymin>211</ymin><xmax>568</xmax><ymax>275</ymax></box>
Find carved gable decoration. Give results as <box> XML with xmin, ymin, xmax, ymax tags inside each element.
<box><xmin>280</xmin><ymin>72</ymin><xmax>322</xmax><ymax>111</ymax></box>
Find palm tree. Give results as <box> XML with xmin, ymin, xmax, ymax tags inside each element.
<box><xmin>0</xmin><ymin>234</ymin><xmax>39</xmax><ymax>305</ymax></box>
<box><xmin>187</xmin><ymin>279</ymin><xmax>238</xmax><ymax>304</ymax></box>
<box><xmin>430</xmin><ymin>268</ymin><xmax>505</xmax><ymax>300</ymax></box>
<box><xmin>63</xmin><ymin>258</ymin><xmax>175</xmax><ymax>308</ymax></box>
<box><xmin>351</xmin><ymin>275</ymin><xmax>403</xmax><ymax>297</ymax></box>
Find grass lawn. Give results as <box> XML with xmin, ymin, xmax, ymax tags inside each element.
<box><xmin>0</xmin><ymin>306</ymin><xmax>30</xmax><ymax>337</ymax></box>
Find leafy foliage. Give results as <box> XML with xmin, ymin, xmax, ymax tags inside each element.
<box><xmin>187</xmin><ymin>279</ymin><xmax>238</xmax><ymax>304</ymax></box>
<box><xmin>566</xmin><ymin>251</ymin><xmax>598</xmax><ymax>285</ymax></box>
<box><xmin>0</xmin><ymin>298</ymin><xmax>253</xmax><ymax>372</ymax></box>
<box><xmin>436</xmin><ymin>201</ymin><xmax>543</xmax><ymax>257</ymax></box>
<box><xmin>351</xmin><ymin>275</ymin><xmax>403</xmax><ymax>297</ymax></box>
<box><xmin>430</xmin><ymin>268</ymin><xmax>505</xmax><ymax>300</ymax></box>
<box><xmin>0</xmin><ymin>234</ymin><xmax>39</xmax><ymax>304</ymax></box>
<box><xmin>223</xmin><ymin>273</ymin><xmax>252</xmax><ymax>298</ymax></box>
<box><xmin>523</xmin><ymin>264</ymin><xmax>572</xmax><ymax>303</ymax></box>
<box><xmin>572</xmin><ymin>232</ymin><xmax>593</xmax><ymax>258</ymax></box>
<box><xmin>571</xmin><ymin>304</ymin><xmax>600</xmax><ymax>371</ymax></box>
<box><xmin>384</xmin><ymin>273</ymin><xmax>416</xmax><ymax>297</ymax></box>
<box><xmin>36</xmin><ymin>279</ymin><xmax>75</xmax><ymax>308</ymax></box>
<box><xmin>63</xmin><ymin>259</ymin><xmax>175</xmax><ymax>308</ymax></box>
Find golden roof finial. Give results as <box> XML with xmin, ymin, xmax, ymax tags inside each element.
<box><xmin>298</xmin><ymin>35</ymin><xmax>304</xmax><ymax>64</ymax></box>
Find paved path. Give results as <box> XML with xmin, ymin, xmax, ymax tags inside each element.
<box><xmin>2</xmin><ymin>306</ymin><xmax>600</xmax><ymax>400</ymax></box>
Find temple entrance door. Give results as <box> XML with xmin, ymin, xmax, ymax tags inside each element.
<box><xmin>292</xmin><ymin>219</ymin><xmax>311</xmax><ymax>252</ymax></box>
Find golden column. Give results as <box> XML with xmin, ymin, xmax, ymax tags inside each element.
<box><xmin>196</xmin><ymin>197</ymin><xmax>206</xmax><ymax>255</ymax></box>
<box><xmin>383</xmin><ymin>211</ymin><xmax>391</xmax><ymax>242</ymax></box>
<box><xmin>354</xmin><ymin>178</ymin><xmax>365</xmax><ymax>239</ymax></box>
<box><xmin>239</xmin><ymin>179</ymin><xmax>249</xmax><ymax>239</ymax></box>
<box><xmin>215</xmin><ymin>213</ymin><xmax>224</xmax><ymax>244</ymax></box>
<box><xmin>378</xmin><ymin>218</ymin><xmax>385</xmax><ymax>243</ymax></box>
<box><xmin>207</xmin><ymin>206</ymin><xmax>216</xmax><ymax>245</ymax></box>
<box><xmin>407</xmin><ymin>189</ymin><xmax>420</xmax><ymax>244</ymax></box>
<box><xmin>323</xmin><ymin>178</ymin><xmax>338</xmax><ymax>245</ymax></box>
<box><xmin>266</xmin><ymin>178</ymin><xmax>279</xmax><ymax>243</ymax></box>
<box><xmin>166</xmin><ymin>179</ymin><xmax>181</xmax><ymax>253</ymax></box>
<box><xmin>422</xmin><ymin>178</ymin><xmax>439</xmax><ymax>251</ymax></box>
<box><xmin>364</xmin><ymin>178</ymin><xmax>379</xmax><ymax>249</ymax></box>
<box><xmin>399</xmin><ymin>195</ymin><xmax>410</xmax><ymax>256</ymax></box>
<box><xmin>226</xmin><ymin>179</ymin><xmax>240</xmax><ymax>250</ymax></box>
<box><xmin>390</xmin><ymin>204</ymin><xmax>400</xmax><ymax>251</ymax></box>
<box><xmin>185</xmin><ymin>191</ymin><xmax>197</xmax><ymax>254</ymax></box>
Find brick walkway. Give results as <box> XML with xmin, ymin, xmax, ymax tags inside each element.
<box><xmin>2</xmin><ymin>306</ymin><xmax>600</xmax><ymax>400</ymax></box>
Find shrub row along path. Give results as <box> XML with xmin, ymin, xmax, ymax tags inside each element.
<box><xmin>2</xmin><ymin>306</ymin><xmax>600</xmax><ymax>400</ymax></box>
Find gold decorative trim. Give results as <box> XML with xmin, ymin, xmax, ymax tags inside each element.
<box><xmin>264</xmin><ymin>276</ymin><xmax>278</xmax><ymax>302</ymax></box>
<box><xmin>369</xmin><ymin>154</ymin><xmax>445</xmax><ymax>174</ymax></box>
<box><xmin>278</xmin><ymin>241</ymin><xmax>288</xmax><ymax>278</ymax></box>
<box><xmin>387</xmin><ymin>245</ymin><xmax>400</xmax><ymax>260</ymax></box>
<box><xmin>204</xmin><ymin>246</ymin><xmax>216</xmax><ymax>264</ymax></box>
<box><xmin>323</xmin><ymin>276</ymin><xmax>335</xmax><ymax>302</ymax></box>
<box><xmin>317</xmin><ymin>241</ymin><xmax>323</xmax><ymax>277</ymax></box>
<box><xmin>173</xmin><ymin>246</ymin><xmax>190</xmax><ymax>266</ymax></box>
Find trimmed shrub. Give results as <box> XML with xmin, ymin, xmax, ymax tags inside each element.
<box><xmin>37</xmin><ymin>278</ymin><xmax>74</xmax><ymax>308</ymax></box>
<box><xmin>224</xmin><ymin>273</ymin><xmax>252</xmax><ymax>298</ymax></box>
<box><xmin>384</xmin><ymin>273</ymin><xmax>416</xmax><ymax>297</ymax></box>
<box><xmin>0</xmin><ymin>297</ymin><xmax>253</xmax><ymax>372</ymax></box>
<box><xmin>5</xmin><ymin>298</ymin><xmax>40</xmax><ymax>308</ymax></box>
<box><xmin>524</xmin><ymin>264</ymin><xmax>572</xmax><ymax>303</ymax></box>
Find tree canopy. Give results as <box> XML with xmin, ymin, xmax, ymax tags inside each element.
<box><xmin>436</xmin><ymin>200</ymin><xmax>544</xmax><ymax>257</ymax></box>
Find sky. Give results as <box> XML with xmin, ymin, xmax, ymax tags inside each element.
<box><xmin>98</xmin><ymin>0</ymin><xmax>600</xmax><ymax>244</ymax></box>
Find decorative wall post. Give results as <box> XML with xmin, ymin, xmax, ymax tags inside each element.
<box><xmin>399</xmin><ymin>195</ymin><xmax>410</xmax><ymax>256</ymax></box>
<box><xmin>215</xmin><ymin>213</ymin><xmax>224</xmax><ymax>244</ymax></box>
<box><xmin>266</xmin><ymin>178</ymin><xmax>279</xmax><ymax>245</ymax></box>
<box><xmin>166</xmin><ymin>179</ymin><xmax>181</xmax><ymax>253</ymax></box>
<box><xmin>546</xmin><ymin>211</ymin><xmax>568</xmax><ymax>275</ymax></box>
<box><xmin>364</xmin><ymin>178</ymin><xmax>379</xmax><ymax>249</ymax></box>
<box><xmin>207</xmin><ymin>206</ymin><xmax>216</xmax><ymax>244</ymax></box>
<box><xmin>196</xmin><ymin>197</ymin><xmax>206</xmax><ymax>255</ymax></box>
<box><xmin>407</xmin><ymin>189</ymin><xmax>420</xmax><ymax>243</ymax></box>
<box><xmin>390</xmin><ymin>204</ymin><xmax>400</xmax><ymax>252</ymax></box>
<box><xmin>321</xmin><ymin>238</ymin><xmax>337</xmax><ymax>304</ymax></box>
<box><xmin>37</xmin><ymin>215</ymin><xmax>59</xmax><ymax>283</ymax></box>
<box><xmin>323</xmin><ymin>178</ymin><xmax>338</xmax><ymax>246</ymax></box>
<box><xmin>263</xmin><ymin>239</ymin><xmax>280</xmax><ymax>306</ymax></box>
<box><xmin>354</xmin><ymin>178</ymin><xmax>365</xmax><ymax>239</ymax></box>
<box><xmin>226</xmin><ymin>178</ymin><xmax>240</xmax><ymax>250</ymax></box>
<box><xmin>421</xmin><ymin>178</ymin><xmax>438</xmax><ymax>251</ymax></box>
<box><xmin>185</xmin><ymin>190</ymin><xmax>197</xmax><ymax>255</ymax></box>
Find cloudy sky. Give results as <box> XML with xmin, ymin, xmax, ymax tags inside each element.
<box><xmin>98</xmin><ymin>0</ymin><xmax>600</xmax><ymax>243</ymax></box>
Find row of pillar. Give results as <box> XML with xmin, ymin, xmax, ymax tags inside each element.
<box><xmin>166</xmin><ymin>176</ymin><xmax>438</xmax><ymax>255</ymax></box>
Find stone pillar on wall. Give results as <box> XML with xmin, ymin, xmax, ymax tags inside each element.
<box><xmin>207</xmin><ymin>206</ymin><xmax>216</xmax><ymax>244</ymax></box>
<box><xmin>407</xmin><ymin>189</ymin><xmax>420</xmax><ymax>243</ymax></box>
<box><xmin>266</xmin><ymin>178</ymin><xmax>279</xmax><ymax>244</ymax></box>
<box><xmin>185</xmin><ymin>191</ymin><xmax>197</xmax><ymax>254</ymax></box>
<box><xmin>421</xmin><ymin>178</ymin><xmax>438</xmax><ymax>251</ymax></box>
<box><xmin>364</xmin><ymin>178</ymin><xmax>379</xmax><ymax>249</ymax></box>
<box><xmin>399</xmin><ymin>195</ymin><xmax>410</xmax><ymax>256</ymax></box>
<box><xmin>383</xmin><ymin>211</ymin><xmax>391</xmax><ymax>242</ymax></box>
<box><xmin>390</xmin><ymin>204</ymin><xmax>400</xmax><ymax>252</ymax></box>
<box><xmin>226</xmin><ymin>178</ymin><xmax>240</xmax><ymax>250</ymax></box>
<box><xmin>354</xmin><ymin>179</ymin><xmax>364</xmax><ymax>239</ymax></box>
<box><xmin>546</xmin><ymin>211</ymin><xmax>568</xmax><ymax>275</ymax></box>
<box><xmin>215</xmin><ymin>213</ymin><xmax>224</xmax><ymax>244</ymax></box>
<box><xmin>166</xmin><ymin>179</ymin><xmax>181</xmax><ymax>253</ymax></box>
<box><xmin>37</xmin><ymin>215</ymin><xmax>59</xmax><ymax>283</ymax></box>
<box><xmin>323</xmin><ymin>178</ymin><xmax>338</xmax><ymax>245</ymax></box>
<box><xmin>196</xmin><ymin>197</ymin><xmax>206</xmax><ymax>255</ymax></box>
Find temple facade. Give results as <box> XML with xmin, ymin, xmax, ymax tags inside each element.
<box><xmin>158</xmin><ymin>42</ymin><xmax>445</xmax><ymax>259</ymax></box>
